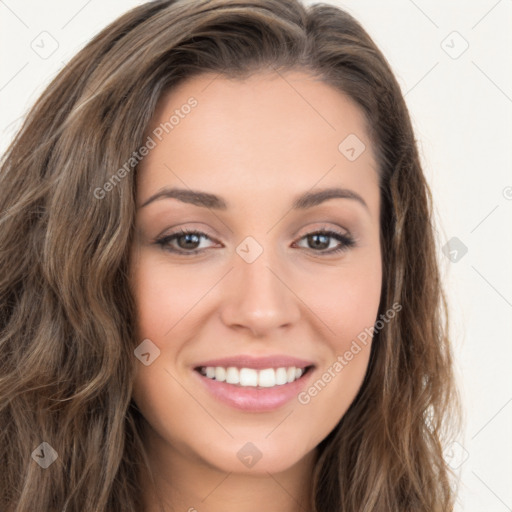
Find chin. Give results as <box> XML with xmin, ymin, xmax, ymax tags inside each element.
<box><xmin>195</xmin><ymin>436</ymin><xmax>316</xmax><ymax>475</ymax></box>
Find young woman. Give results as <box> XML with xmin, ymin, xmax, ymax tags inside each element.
<box><xmin>0</xmin><ymin>0</ymin><xmax>460</xmax><ymax>510</ymax></box>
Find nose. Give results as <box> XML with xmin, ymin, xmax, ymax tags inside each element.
<box><xmin>219</xmin><ymin>247</ymin><xmax>301</xmax><ymax>338</ymax></box>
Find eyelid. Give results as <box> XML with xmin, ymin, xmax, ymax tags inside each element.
<box><xmin>294</xmin><ymin>222</ymin><xmax>351</xmax><ymax>239</ymax></box>
<box><xmin>153</xmin><ymin>223</ymin><xmax>219</xmax><ymax>246</ymax></box>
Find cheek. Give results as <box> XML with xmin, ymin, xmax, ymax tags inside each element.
<box><xmin>292</xmin><ymin>255</ymin><xmax>382</xmax><ymax>425</ymax></box>
<box><xmin>129</xmin><ymin>254</ymin><xmax>207</xmax><ymax>450</ymax></box>
<box><xmin>130</xmin><ymin>252</ymin><xmax>213</xmax><ymax>342</ymax></box>
<box><xmin>297</xmin><ymin>253</ymin><xmax>382</xmax><ymax>349</ymax></box>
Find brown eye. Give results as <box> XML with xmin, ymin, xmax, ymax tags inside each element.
<box><xmin>306</xmin><ymin>233</ymin><xmax>331</xmax><ymax>250</ymax></box>
<box><xmin>155</xmin><ymin>229</ymin><xmax>217</xmax><ymax>254</ymax></box>
<box><xmin>175</xmin><ymin>232</ymin><xmax>202</xmax><ymax>250</ymax></box>
<box><xmin>294</xmin><ymin>230</ymin><xmax>355</xmax><ymax>254</ymax></box>
<box><xmin>154</xmin><ymin>228</ymin><xmax>355</xmax><ymax>257</ymax></box>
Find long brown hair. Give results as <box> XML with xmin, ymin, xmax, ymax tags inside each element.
<box><xmin>0</xmin><ymin>0</ymin><xmax>460</xmax><ymax>510</ymax></box>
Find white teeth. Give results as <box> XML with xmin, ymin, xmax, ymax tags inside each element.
<box><xmin>225</xmin><ymin>367</ymin><xmax>239</xmax><ymax>384</ymax></box>
<box><xmin>239</xmin><ymin>368</ymin><xmax>258</xmax><ymax>386</ymax></box>
<box><xmin>214</xmin><ymin>367</ymin><xmax>226</xmax><ymax>382</ymax></box>
<box><xmin>199</xmin><ymin>365</ymin><xmax>309</xmax><ymax>388</ymax></box>
<box><xmin>258</xmin><ymin>368</ymin><xmax>276</xmax><ymax>387</ymax></box>
<box><xmin>275</xmin><ymin>367</ymin><xmax>288</xmax><ymax>385</ymax></box>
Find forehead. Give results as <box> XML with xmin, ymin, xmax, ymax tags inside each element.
<box><xmin>136</xmin><ymin>70</ymin><xmax>379</xmax><ymax>214</ymax></box>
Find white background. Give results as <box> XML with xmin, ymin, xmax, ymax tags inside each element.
<box><xmin>1</xmin><ymin>1</ymin><xmax>511</xmax><ymax>510</ymax></box>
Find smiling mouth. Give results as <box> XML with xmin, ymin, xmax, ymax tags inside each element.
<box><xmin>194</xmin><ymin>365</ymin><xmax>314</xmax><ymax>389</ymax></box>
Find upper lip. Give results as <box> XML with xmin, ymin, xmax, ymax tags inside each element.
<box><xmin>193</xmin><ymin>354</ymin><xmax>315</xmax><ymax>370</ymax></box>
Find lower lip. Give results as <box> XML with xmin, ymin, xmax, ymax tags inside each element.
<box><xmin>193</xmin><ymin>367</ymin><xmax>315</xmax><ymax>412</ymax></box>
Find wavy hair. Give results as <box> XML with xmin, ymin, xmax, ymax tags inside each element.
<box><xmin>0</xmin><ymin>0</ymin><xmax>460</xmax><ymax>510</ymax></box>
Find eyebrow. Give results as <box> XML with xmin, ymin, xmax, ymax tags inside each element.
<box><xmin>139</xmin><ymin>186</ymin><xmax>369</xmax><ymax>211</ymax></box>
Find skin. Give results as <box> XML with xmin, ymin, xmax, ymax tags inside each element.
<box><xmin>129</xmin><ymin>70</ymin><xmax>382</xmax><ymax>512</ymax></box>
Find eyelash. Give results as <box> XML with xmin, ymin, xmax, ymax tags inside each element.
<box><xmin>154</xmin><ymin>227</ymin><xmax>356</xmax><ymax>256</ymax></box>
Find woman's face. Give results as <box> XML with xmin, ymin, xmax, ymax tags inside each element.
<box><xmin>129</xmin><ymin>70</ymin><xmax>382</xmax><ymax>475</ymax></box>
